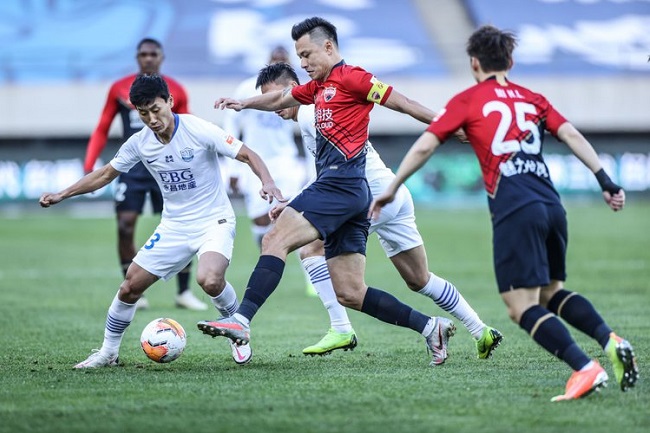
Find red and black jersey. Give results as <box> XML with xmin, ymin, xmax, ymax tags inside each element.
<box><xmin>291</xmin><ymin>61</ymin><xmax>392</xmax><ymax>179</ymax></box>
<box><xmin>83</xmin><ymin>73</ymin><xmax>189</xmax><ymax>173</ymax></box>
<box><xmin>427</xmin><ymin>77</ymin><xmax>567</xmax><ymax>224</ymax></box>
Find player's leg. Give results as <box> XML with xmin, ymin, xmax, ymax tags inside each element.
<box><xmin>191</xmin><ymin>221</ymin><xmax>251</xmax><ymax>364</ymax></box>
<box><xmin>327</xmin><ymin>250</ymin><xmax>455</xmax><ymax>366</ymax></box>
<box><xmin>74</xmin><ymin>262</ymin><xmax>158</xmax><ymax>369</ymax></box>
<box><xmin>389</xmin><ymin>246</ymin><xmax>502</xmax><ymax>359</ymax></box>
<box><xmin>496</xmin><ymin>203</ymin><xmax>607</xmax><ymax>401</ymax></box>
<box><xmin>539</xmin><ymin>204</ymin><xmax>637</xmax><ymax>391</ymax></box>
<box><xmin>115</xmin><ymin>172</ymin><xmax>149</xmax><ymax>309</ymax></box>
<box><xmin>197</xmin><ymin>205</ymin><xmax>319</xmax><ymax>345</ymax></box>
<box><xmin>299</xmin><ymin>240</ymin><xmax>356</xmax><ymax>355</ymax></box>
<box><xmin>373</xmin><ymin>188</ymin><xmax>501</xmax><ymax>358</ymax></box>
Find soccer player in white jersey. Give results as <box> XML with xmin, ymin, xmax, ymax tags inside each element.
<box><xmin>39</xmin><ymin>75</ymin><xmax>284</xmax><ymax>368</ymax></box>
<box><xmin>256</xmin><ymin>62</ymin><xmax>503</xmax><ymax>358</ymax></box>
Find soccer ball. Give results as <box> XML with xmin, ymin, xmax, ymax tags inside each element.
<box><xmin>140</xmin><ymin>318</ymin><xmax>187</xmax><ymax>363</ymax></box>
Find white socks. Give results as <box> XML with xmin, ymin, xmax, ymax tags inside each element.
<box><xmin>100</xmin><ymin>292</ymin><xmax>137</xmax><ymax>356</ymax></box>
<box><xmin>418</xmin><ymin>273</ymin><xmax>485</xmax><ymax>339</ymax></box>
<box><xmin>302</xmin><ymin>256</ymin><xmax>353</xmax><ymax>333</ymax></box>
<box><xmin>210</xmin><ymin>281</ymin><xmax>239</xmax><ymax>318</ymax></box>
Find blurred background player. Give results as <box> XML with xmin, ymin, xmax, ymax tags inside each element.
<box><xmin>258</xmin><ymin>62</ymin><xmax>502</xmax><ymax>358</ymax></box>
<box><xmin>83</xmin><ymin>37</ymin><xmax>207</xmax><ymax>311</ymax></box>
<box><xmin>222</xmin><ymin>46</ymin><xmax>316</xmax><ymax>296</ymax></box>
<box><xmin>371</xmin><ymin>25</ymin><xmax>638</xmax><ymax>401</ymax></box>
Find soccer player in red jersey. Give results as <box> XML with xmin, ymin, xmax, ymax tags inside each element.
<box><xmin>371</xmin><ymin>25</ymin><xmax>638</xmax><ymax>401</ymax></box>
<box><xmin>198</xmin><ymin>17</ymin><xmax>457</xmax><ymax>367</ymax></box>
<box><xmin>84</xmin><ymin>38</ymin><xmax>207</xmax><ymax>311</ymax></box>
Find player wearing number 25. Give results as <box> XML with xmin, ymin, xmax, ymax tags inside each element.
<box><xmin>370</xmin><ymin>25</ymin><xmax>637</xmax><ymax>402</ymax></box>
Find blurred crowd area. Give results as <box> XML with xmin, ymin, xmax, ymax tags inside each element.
<box><xmin>0</xmin><ymin>0</ymin><xmax>648</xmax><ymax>204</ymax></box>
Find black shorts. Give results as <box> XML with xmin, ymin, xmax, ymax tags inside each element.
<box><xmin>114</xmin><ymin>162</ymin><xmax>163</xmax><ymax>214</ymax></box>
<box><xmin>289</xmin><ymin>176</ymin><xmax>371</xmax><ymax>259</ymax></box>
<box><xmin>493</xmin><ymin>202</ymin><xmax>567</xmax><ymax>293</ymax></box>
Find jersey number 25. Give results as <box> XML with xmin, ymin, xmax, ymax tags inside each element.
<box><xmin>483</xmin><ymin>101</ymin><xmax>541</xmax><ymax>156</ymax></box>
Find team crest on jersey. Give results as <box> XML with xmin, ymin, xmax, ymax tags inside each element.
<box><xmin>323</xmin><ymin>86</ymin><xmax>336</xmax><ymax>102</ymax></box>
<box><xmin>180</xmin><ymin>147</ymin><xmax>194</xmax><ymax>162</ymax></box>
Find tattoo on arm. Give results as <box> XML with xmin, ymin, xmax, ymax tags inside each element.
<box><xmin>282</xmin><ymin>87</ymin><xmax>292</xmax><ymax>98</ymax></box>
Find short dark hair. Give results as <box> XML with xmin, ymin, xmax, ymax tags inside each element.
<box><xmin>256</xmin><ymin>62</ymin><xmax>301</xmax><ymax>89</ymax></box>
<box><xmin>466</xmin><ymin>25</ymin><xmax>517</xmax><ymax>73</ymax></box>
<box><xmin>129</xmin><ymin>74</ymin><xmax>170</xmax><ymax>108</ymax></box>
<box><xmin>291</xmin><ymin>17</ymin><xmax>338</xmax><ymax>47</ymax></box>
<box><xmin>137</xmin><ymin>38</ymin><xmax>163</xmax><ymax>51</ymax></box>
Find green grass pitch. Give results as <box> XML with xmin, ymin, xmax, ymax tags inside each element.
<box><xmin>0</xmin><ymin>201</ymin><xmax>648</xmax><ymax>433</ymax></box>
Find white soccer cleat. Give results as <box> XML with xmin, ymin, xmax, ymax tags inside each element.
<box><xmin>425</xmin><ymin>317</ymin><xmax>456</xmax><ymax>366</ymax></box>
<box><xmin>229</xmin><ymin>340</ymin><xmax>253</xmax><ymax>365</ymax></box>
<box><xmin>135</xmin><ymin>296</ymin><xmax>150</xmax><ymax>310</ymax></box>
<box><xmin>175</xmin><ymin>291</ymin><xmax>209</xmax><ymax>311</ymax></box>
<box><xmin>74</xmin><ymin>350</ymin><xmax>119</xmax><ymax>369</ymax></box>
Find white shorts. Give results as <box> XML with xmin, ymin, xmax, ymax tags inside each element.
<box><xmin>133</xmin><ymin>219</ymin><xmax>236</xmax><ymax>281</ymax></box>
<box><xmin>240</xmin><ymin>155</ymin><xmax>307</xmax><ymax>219</ymax></box>
<box><xmin>370</xmin><ymin>185</ymin><xmax>423</xmax><ymax>258</ymax></box>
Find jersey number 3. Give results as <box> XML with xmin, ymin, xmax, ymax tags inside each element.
<box><xmin>483</xmin><ymin>101</ymin><xmax>541</xmax><ymax>156</ymax></box>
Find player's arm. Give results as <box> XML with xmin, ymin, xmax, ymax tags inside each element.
<box><xmin>40</xmin><ymin>164</ymin><xmax>121</xmax><ymax>208</ymax></box>
<box><xmin>556</xmin><ymin>122</ymin><xmax>624</xmax><ymax>211</ymax></box>
<box><xmin>83</xmin><ymin>86</ymin><xmax>120</xmax><ymax>173</ymax></box>
<box><xmin>215</xmin><ymin>87</ymin><xmax>299</xmax><ymax>112</ymax></box>
<box><xmin>369</xmin><ymin>131</ymin><xmax>442</xmax><ymax>219</ymax></box>
<box><xmin>382</xmin><ymin>89</ymin><xmax>437</xmax><ymax>124</ymax></box>
<box><xmin>234</xmin><ymin>144</ymin><xmax>286</xmax><ymax>204</ymax></box>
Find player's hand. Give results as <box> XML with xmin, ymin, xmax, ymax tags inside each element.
<box><xmin>453</xmin><ymin>128</ymin><xmax>469</xmax><ymax>143</ymax></box>
<box><xmin>603</xmin><ymin>189</ymin><xmax>625</xmax><ymax>212</ymax></box>
<box><xmin>368</xmin><ymin>192</ymin><xmax>396</xmax><ymax>220</ymax></box>
<box><xmin>259</xmin><ymin>182</ymin><xmax>286</xmax><ymax>204</ymax></box>
<box><xmin>269</xmin><ymin>201</ymin><xmax>289</xmax><ymax>222</ymax></box>
<box><xmin>39</xmin><ymin>192</ymin><xmax>63</xmax><ymax>208</ymax></box>
<box><xmin>214</xmin><ymin>97</ymin><xmax>244</xmax><ymax>112</ymax></box>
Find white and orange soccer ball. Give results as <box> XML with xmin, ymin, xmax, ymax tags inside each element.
<box><xmin>140</xmin><ymin>318</ymin><xmax>187</xmax><ymax>363</ymax></box>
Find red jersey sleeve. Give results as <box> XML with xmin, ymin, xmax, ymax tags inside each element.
<box><xmin>342</xmin><ymin>67</ymin><xmax>393</xmax><ymax>105</ymax></box>
<box><xmin>426</xmin><ymin>92</ymin><xmax>468</xmax><ymax>142</ymax></box>
<box><xmin>291</xmin><ymin>81</ymin><xmax>317</xmax><ymax>105</ymax></box>
<box><xmin>83</xmin><ymin>83</ymin><xmax>120</xmax><ymax>173</ymax></box>
<box><xmin>542</xmin><ymin>99</ymin><xmax>567</xmax><ymax>136</ymax></box>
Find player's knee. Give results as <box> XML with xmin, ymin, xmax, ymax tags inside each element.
<box><xmin>335</xmin><ymin>290</ymin><xmax>363</xmax><ymax>310</ymax></box>
<box><xmin>118</xmin><ymin>279</ymin><xmax>141</xmax><ymax>303</ymax></box>
<box><xmin>197</xmin><ymin>274</ymin><xmax>226</xmax><ymax>296</ymax></box>
<box><xmin>117</xmin><ymin>219</ymin><xmax>136</xmax><ymax>238</ymax></box>
<box><xmin>405</xmin><ymin>275</ymin><xmax>429</xmax><ymax>292</ymax></box>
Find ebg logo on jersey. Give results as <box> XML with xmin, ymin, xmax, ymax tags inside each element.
<box><xmin>159</xmin><ymin>168</ymin><xmax>197</xmax><ymax>192</ymax></box>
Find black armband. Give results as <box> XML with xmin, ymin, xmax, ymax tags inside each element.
<box><xmin>594</xmin><ymin>169</ymin><xmax>621</xmax><ymax>194</ymax></box>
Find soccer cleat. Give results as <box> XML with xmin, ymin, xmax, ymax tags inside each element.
<box><xmin>175</xmin><ymin>290</ymin><xmax>209</xmax><ymax>311</ymax></box>
<box><xmin>605</xmin><ymin>332</ymin><xmax>639</xmax><ymax>391</ymax></box>
<box><xmin>197</xmin><ymin>317</ymin><xmax>250</xmax><ymax>345</ymax></box>
<box><xmin>476</xmin><ymin>326</ymin><xmax>503</xmax><ymax>359</ymax></box>
<box><xmin>302</xmin><ymin>328</ymin><xmax>358</xmax><ymax>356</ymax></box>
<box><xmin>425</xmin><ymin>317</ymin><xmax>456</xmax><ymax>366</ymax></box>
<box><xmin>551</xmin><ymin>360</ymin><xmax>608</xmax><ymax>402</ymax></box>
<box><xmin>229</xmin><ymin>340</ymin><xmax>253</xmax><ymax>365</ymax></box>
<box><xmin>135</xmin><ymin>296</ymin><xmax>149</xmax><ymax>310</ymax></box>
<box><xmin>305</xmin><ymin>282</ymin><xmax>318</xmax><ymax>297</ymax></box>
<box><xmin>74</xmin><ymin>349</ymin><xmax>119</xmax><ymax>369</ymax></box>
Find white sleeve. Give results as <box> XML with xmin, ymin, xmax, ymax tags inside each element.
<box><xmin>201</xmin><ymin>119</ymin><xmax>244</xmax><ymax>159</ymax></box>
<box><xmin>109</xmin><ymin>135</ymin><xmax>141</xmax><ymax>173</ymax></box>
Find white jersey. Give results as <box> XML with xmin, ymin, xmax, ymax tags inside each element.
<box><xmin>110</xmin><ymin>114</ymin><xmax>243</xmax><ymax>231</ymax></box>
<box><xmin>223</xmin><ymin>75</ymin><xmax>297</xmax><ymax>163</ymax></box>
<box><xmin>297</xmin><ymin>104</ymin><xmax>395</xmax><ymax>194</ymax></box>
